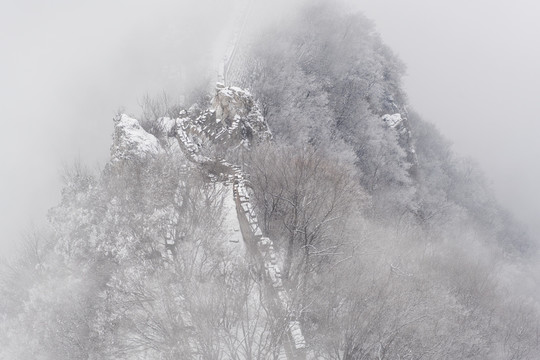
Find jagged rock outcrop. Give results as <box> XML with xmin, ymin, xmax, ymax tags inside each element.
<box><xmin>155</xmin><ymin>85</ymin><xmax>273</xmax><ymax>162</ymax></box>
<box><xmin>212</xmin><ymin>84</ymin><xmax>271</xmax><ymax>143</ymax></box>
<box><xmin>111</xmin><ymin>86</ymin><xmax>270</xmax><ymax>162</ymax></box>
<box><xmin>197</xmin><ymin>85</ymin><xmax>271</xmax><ymax>148</ymax></box>
<box><xmin>110</xmin><ymin>114</ymin><xmax>162</xmax><ymax>162</ymax></box>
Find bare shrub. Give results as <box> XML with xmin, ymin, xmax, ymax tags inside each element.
<box><xmin>139</xmin><ymin>92</ymin><xmax>184</xmax><ymax>136</ymax></box>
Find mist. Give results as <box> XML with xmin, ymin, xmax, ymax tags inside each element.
<box><xmin>357</xmin><ymin>0</ymin><xmax>540</xmax><ymax>240</ymax></box>
<box><xmin>1</xmin><ymin>0</ymin><xmax>539</xmax><ymax>257</ymax></box>
<box><xmin>2</xmin><ymin>1</ymin><xmax>540</xmax><ymax>357</ymax></box>
<box><xmin>0</xmin><ymin>0</ymin><xmax>238</xmax><ymax>257</ymax></box>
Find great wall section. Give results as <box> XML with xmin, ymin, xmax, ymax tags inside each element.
<box><xmin>111</xmin><ymin>81</ymin><xmax>308</xmax><ymax>359</ymax></box>
<box><xmin>115</xmin><ymin>3</ymin><xmax>309</xmax><ymax>356</ymax></box>
<box><xmin>205</xmin><ymin>4</ymin><xmax>309</xmax><ymax>354</ymax></box>
<box><xmin>172</xmin><ymin>85</ymin><xmax>308</xmax><ymax>360</ymax></box>
<box><xmin>217</xmin><ymin>0</ymin><xmax>253</xmax><ymax>88</ymax></box>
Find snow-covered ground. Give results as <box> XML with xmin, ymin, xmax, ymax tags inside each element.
<box><xmin>221</xmin><ymin>184</ymin><xmax>246</xmax><ymax>257</ymax></box>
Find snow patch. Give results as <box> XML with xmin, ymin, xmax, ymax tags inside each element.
<box><xmin>382</xmin><ymin>113</ymin><xmax>403</xmax><ymax>128</ymax></box>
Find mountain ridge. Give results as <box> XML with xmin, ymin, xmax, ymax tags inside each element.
<box><xmin>1</xmin><ymin>2</ymin><xmax>538</xmax><ymax>359</ymax></box>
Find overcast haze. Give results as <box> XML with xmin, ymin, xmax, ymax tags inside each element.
<box><xmin>357</xmin><ymin>0</ymin><xmax>540</xmax><ymax>240</ymax></box>
<box><xmin>1</xmin><ymin>0</ymin><xmax>539</xmax><ymax>257</ymax></box>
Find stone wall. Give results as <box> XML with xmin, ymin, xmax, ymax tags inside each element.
<box><xmin>232</xmin><ymin>170</ymin><xmax>307</xmax><ymax>359</ymax></box>
<box><xmin>172</xmin><ymin>85</ymin><xmax>307</xmax><ymax>359</ymax></box>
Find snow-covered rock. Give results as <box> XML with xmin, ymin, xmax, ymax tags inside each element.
<box><xmin>110</xmin><ymin>114</ymin><xmax>162</xmax><ymax>162</ymax></box>
<box><xmin>382</xmin><ymin>113</ymin><xmax>403</xmax><ymax>128</ymax></box>
<box><xmin>210</xmin><ymin>85</ymin><xmax>272</xmax><ymax>145</ymax></box>
<box><xmin>172</xmin><ymin>85</ymin><xmax>272</xmax><ymax>161</ymax></box>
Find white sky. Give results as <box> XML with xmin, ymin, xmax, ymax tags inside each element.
<box><xmin>1</xmin><ymin>0</ymin><xmax>539</xmax><ymax>258</ymax></box>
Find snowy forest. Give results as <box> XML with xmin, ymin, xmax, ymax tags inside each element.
<box><xmin>1</xmin><ymin>2</ymin><xmax>539</xmax><ymax>359</ymax></box>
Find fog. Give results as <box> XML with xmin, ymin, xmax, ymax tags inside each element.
<box><xmin>1</xmin><ymin>0</ymin><xmax>539</xmax><ymax>258</ymax></box>
<box><xmin>0</xmin><ymin>0</ymin><xmax>237</xmax><ymax>257</ymax></box>
<box><xmin>357</xmin><ymin>0</ymin><xmax>540</xmax><ymax>241</ymax></box>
